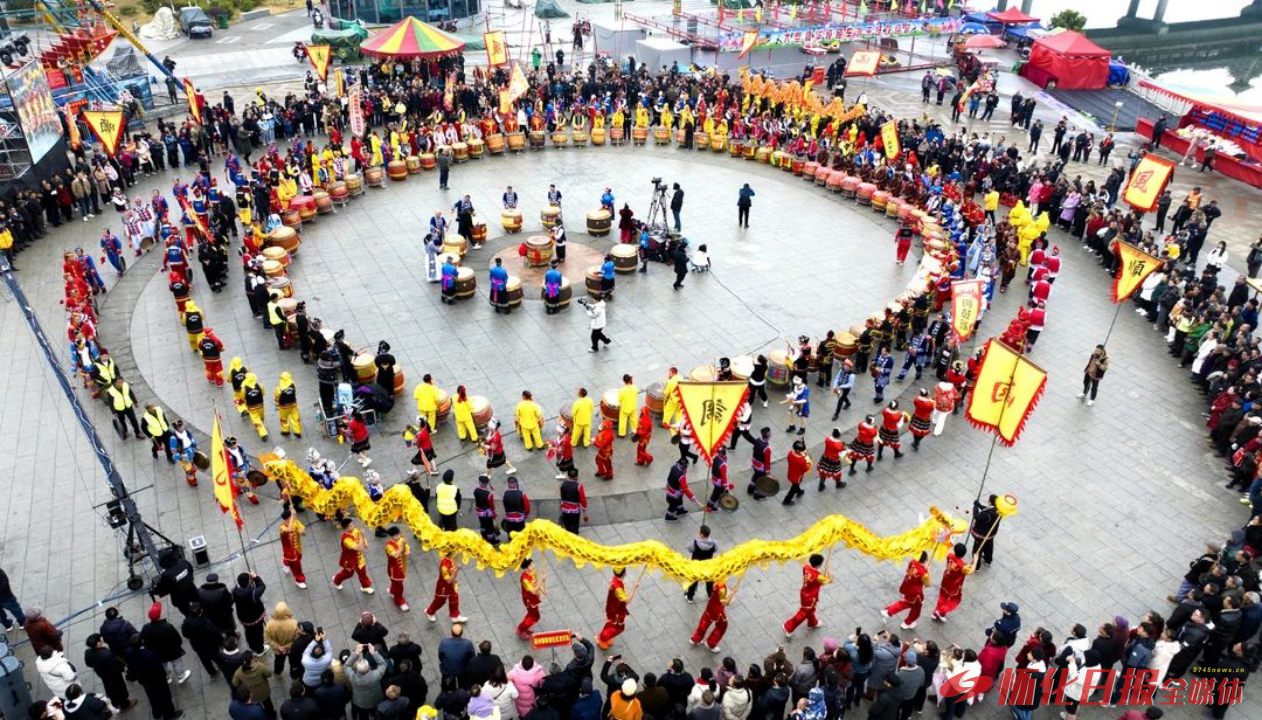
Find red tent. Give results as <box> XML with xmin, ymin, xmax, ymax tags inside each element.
<box><xmin>986</xmin><ymin>7</ymin><xmax>1039</xmax><ymax>24</ymax></box>
<box><xmin>1022</xmin><ymin>31</ymin><xmax>1112</xmax><ymax>90</ymax></box>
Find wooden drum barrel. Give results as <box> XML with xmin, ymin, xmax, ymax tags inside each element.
<box><xmin>826</xmin><ymin>172</ymin><xmax>845</xmax><ymax>193</ymax></box>
<box><xmin>768</xmin><ymin>349</ymin><xmax>792</xmax><ymax>387</ymax></box>
<box><xmin>632</xmin><ymin>127</ymin><xmax>649</xmax><ymax>145</ymax></box>
<box><xmin>471</xmin><ymin>396</ymin><xmax>493</xmax><ymax>431</ymax></box>
<box><xmin>729</xmin><ymin>139</ymin><xmax>744</xmax><ymax>158</ymax></box>
<box><xmin>486</xmin><ymin>134</ymin><xmax>506</xmax><ymax>154</ymax></box>
<box><xmin>541</xmin><ymin>276</ymin><xmax>572</xmax><ymax>307</ymax></box>
<box><xmin>293</xmin><ymin>196</ymin><xmax>317</xmax><ymax>223</ymax></box>
<box><xmin>346</xmin><ymin>173</ymin><xmax>363</xmax><ymax>196</ymax></box>
<box><xmin>353</xmin><ymin>351</ymin><xmax>377</xmax><ymax>383</ymax></box>
<box><xmin>262</xmin><ymin>246</ymin><xmax>290</xmax><ymax>267</ymax></box>
<box><xmin>454</xmin><ymin>267</ymin><xmax>476</xmax><ymax>300</ymax></box>
<box><xmin>453</xmin><ymin>142</ymin><xmax>469</xmax><ymax>162</ymax></box>
<box><xmin>791</xmin><ymin>157</ymin><xmax>805</xmax><ymax>175</ymax></box>
<box><xmin>591</xmin><ymin>127</ymin><xmax>606</xmax><ymax>145</ymax></box>
<box><xmin>744</xmin><ymin>143</ymin><xmax>757</xmax><ymax>159</ymax></box>
<box><xmin>572</xmin><ymin>129</ymin><xmax>588</xmax><ymax>146</ymax></box>
<box><xmin>502</xmin><ymin>276</ymin><xmax>523</xmax><ymax>311</ymax></box>
<box><xmin>872</xmin><ymin>190</ymin><xmax>890</xmax><ymax>212</ymax></box>
<box><xmin>611</xmin><ymin>244</ymin><xmax>638</xmax><ymax>273</ymax></box>
<box><xmin>550</xmin><ymin>131</ymin><xmax>568</xmax><ymax>148</ymax></box>
<box><xmin>442</xmin><ymin>237</ymin><xmax>468</xmax><ymax>258</ymax></box>
<box><xmin>803</xmin><ymin>161</ymin><xmax>819</xmax><ymax>180</ymax></box>
<box><xmin>419</xmin><ymin>153</ymin><xmax>437</xmax><ymax>170</ymax></box>
<box><xmin>328</xmin><ymin>181</ymin><xmax>349</xmax><ymax>205</ymax></box>
<box><xmin>653</xmin><ymin>127</ymin><xmax>670</xmax><ymax>145</ymax></box>
<box><xmin>834</xmin><ymin>332</ymin><xmax>858</xmax><ymax>359</ymax></box>
<box><xmin>857</xmin><ymin>182</ymin><xmax>877</xmax><ymax>205</ymax></box>
<box><xmin>690</xmin><ymin>365</ymin><xmax>715</xmax><ymax>382</ymax></box>
<box><xmin>585</xmin><ymin>266</ymin><xmax>603</xmax><ymax>297</ymax></box>
<box><xmin>526</xmin><ymin>236</ymin><xmax>554</xmax><ymax>267</ymax></box>
<box><xmin>695</xmin><ymin>132</ymin><xmax>709</xmax><ymax>149</ymax></box>
<box><xmin>529</xmin><ymin>130</ymin><xmax>546</xmax><ymax>148</ymax></box>
<box><xmin>508</xmin><ymin>132</ymin><xmax>526</xmax><ymax>151</ymax></box>
<box><xmin>388</xmin><ymin>160</ymin><xmax>408</xmax><ymax>181</ymax></box>
<box><xmin>610</xmin><ymin>127</ymin><xmax>626</xmax><ymax>145</ymax></box>
<box><xmin>731</xmin><ymin>355</ymin><xmax>755</xmax><ymax>381</ymax></box>
<box><xmin>262</xmin><ymin>258</ymin><xmax>285</xmax><ymax>279</ymax></box>
<box><xmin>502</xmin><ymin>209</ymin><xmax>523</xmax><ymax>233</ymax></box>
<box><xmin>886</xmin><ymin>199</ymin><xmax>902</xmax><ymax>218</ymax></box>
<box><xmin>266</xmin><ymin>276</ymin><xmax>293</xmax><ymax>299</ymax></box>
<box><xmin>314</xmin><ymin>189</ymin><xmax>333</xmax><ymax>215</ymax></box>
<box><xmin>541</xmin><ymin>206</ymin><xmax>562</xmax><ymax>229</ymax></box>
<box><xmin>711</xmin><ymin>134</ymin><xmax>727</xmax><ymax>152</ymax></box>
<box><xmin>406</xmin><ymin>155</ymin><xmax>422</xmax><ymax>174</ymax></box>
<box><xmin>586</xmin><ymin>209</ymin><xmax>611</xmax><ymax>237</ymax></box>
<box><xmin>815</xmin><ymin>169</ymin><xmax>832</xmax><ymax>187</ymax></box>
<box><xmin>435</xmin><ymin>389</ymin><xmax>452</xmax><ymax>424</ymax></box>
<box><xmin>600</xmin><ymin>390</ymin><xmax>620</xmax><ymax>422</ymax></box>
<box><xmin>646</xmin><ymin>382</ymin><xmax>665</xmax><ymax>418</ymax></box>
<box><xmin>771</xmin><ymin>150</ymin><xmax>786</xmax><ymax>168</ymax></box>
<box><xmin>391</xmin><ymin>365</ymin><xmax>406</xmax><ymax>397</ymax></box>
<box><xmin>840</xmin><ymin>176</ymin><xmax>861</xmax><ymax>198</ymax></box>
<box><xmin>472</xmin><ymin>221</ymin><xmax>487</xmax><ymax>245</ymax></box>
<box><xmin>365</xmin><ymin>166</ymin><xmax>385</xmax><ymax>187</ymax></box>
<box><xmin>268</xmin><ymin>227</ymin><xmax>299</xmax><ymax>255</ymax></box>
<box><xmin>469</xmin><ymin>139</ymin><xmax>484</xmax><ymax>158</ymax></box>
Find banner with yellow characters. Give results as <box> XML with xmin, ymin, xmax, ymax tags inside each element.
<box><xmin>950</xmin><ymin>279</ymin><xmax>984</xmax><ymax>344</ymax></box>
<box><xmin>966</xmin><ymin>339</ymin><xmax>1047</xmax><ymax>446</ymax></box>
<box><xmin>81</xmin><ymin>110</ymin><xmax>126</xmax><ymax>158</ymax></box>
<box><xmin>739</xmin><ymin>69</ymin><xmax>866</xmax><ymax>127</ymax></box>
<box><xmin>1122</xmin><ymin>153</ymin><xmax>1174</xmax><ymax>212</ymax></box>
<box><xmin>263</xmin><ymin>459</ymin><xmax>966</xmax><ymax>582</ymax></box>
<box><xmin>880</xmin><ymin>120</ymin><xmax>900</xmax><ymax>160</ymax></box>
<box><xmin>1112</xmin><ymin>243</ymin><xmax>1163</xmax><ymax>303</ymax></box>
<box><xmin>184</xmin><ymin>79</ymin><xmax>201</xmax><ymax>124</ymax></box>
<box><xmin>845</xmin><ymin>49</ymin><xmax>882</xmax><ymax>76</ymax></box>
<box><xmin>211</xmin><ymin>413</ymin><xmax>243</xmax><ymax>528</ymax></box>
<box><xmin>305</xmin><ymin>44</ymin><xmax>332</xmax><ymax>82</ymax></box>
<box><xmin>484</xmin><ymin>31</ymin><xmax>509</xmax><ymax>66</ymax></box>
<box><xmin>508</xmin><ymin>63</ymin><xmax>530</xmax><ymax>103</ymax></box>
<box><xmin>676</xmin><ymin>381</ymin><xmax>749</xmax><ymax>463</ymax></box>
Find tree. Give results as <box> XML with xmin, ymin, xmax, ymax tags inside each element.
<box><xmin>1049</xmin><ymin>10</ymin><xmax>1087</xmax><ymax>32</ymax></box>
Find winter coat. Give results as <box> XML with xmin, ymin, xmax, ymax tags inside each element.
<box><xmin>264</xmin><ymin>603</ymin><xmax>300</xmax><ymax>655</ymax></box>
<box><xmin>720</xmin><ymin>686</ymin><xmax>752</xmax><ymax>720</ymax></box>
<box><xmin>488</xmin><ymin>681</ymin><xmax>520</xmax><ymax>720</ymax></box>
<box><xmin>140</xmin><ymin>618</ymin><xmax>186</xmax><ymax>661</ymax></box>
<box><xmin>232</xmin><ymin>661</ymin><xmax>275</xmax><ymax>705</ymax></box>
<box><xmin>508</xmin><ymin>662</ymin><xmax>545</xmax><ymax>716</ymax></box>
<box><xmin>36</xmin><ymin>650</ymin><xmax>78</xmax><ymax>698</ymax></box>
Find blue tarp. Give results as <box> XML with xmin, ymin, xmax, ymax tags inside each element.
<box><xmin>960</xmin><ymin>22</ymin><xmax>991</xmax><ymax>34</ymax></box>
<box><xmin>1004</xmin><ymin>22</ymin><xmax>1045</xmax><ymax>39</ymax></box>
<box><xmin>1107</xmin><ymin>62</ymin><xmax>1130</xmax><ymax>87</ymax></box>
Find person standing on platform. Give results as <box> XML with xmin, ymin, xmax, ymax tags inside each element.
<box><xmin>783</xmin><ymin>554</ymin><xmax>830</xmax><ymax>637</ymax></box>
<box><xmin>279</xmin><ymin>507</ymin><xmax>307</xmax><ymax>589</ymax></box>
<box><xmin>931</xmin><ymin>544</ymin><xmax>972</xmax><ymax>622</ymax></box>
<box><xmin>332</xmin><ymin>517</ymin><xmax>374</xmax><ymax>594</ymax></box>
<box><xmin>689</xmin><ymin>578</ymin><xmax>732</xmax><ymax>653</ymax></box>
<box><xmin>571</xmin><ymin>387</ymin><xmax>594</xmax><ymax>448</ymax></box>
<box><xmin>425</xmin><ymin>554</ymin><xmax>467</xmax><ymax>624</ymax></box>
<box><xmin>881</xmin><ymin>552</ymin><xmax>930</xmax><ymax>630</ymax></box>
<box><xmin>517</xmin><ymin>559</ymin><xmax>543</xmax><ymax>640</ymax></box>
<box><xmin>385</xmin><ymin>527</ymin><xmax>411</xmax><ymax>612</ymax></box>
<box><xmin>274</xmin><ymin>372</ymin><xmax>302</xmax><ymax>437</ymax></box>
<box><xmin>559</xmin><ymin>468</ymin><xmax>588</xmax><ymax>533</ymax></box>
<box><xmin>515</xmin><ymin>391</ymin><xmax>544</xmax><ymax>450</ymax></box>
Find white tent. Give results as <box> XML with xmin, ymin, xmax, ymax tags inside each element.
<box><xmin>140</xmin><ymin>7</ymin><xmax>180</xmax><ymax>41</ymax></box>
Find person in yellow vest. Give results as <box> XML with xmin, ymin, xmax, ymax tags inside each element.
<box><xmin>617</xmin><ymin>374</ymin><xmax>638</xmax><ymax>437</ymax></box>
<box><xmin>108</xmin><ymin>377</ymin><xmax>143</xmax><ymax>439</ymax></box>
<box><xmin>242</xmin><ymin>373</ymin><xmax>269</xmax><ymax>440</ymax></box>
<box><xmin>274</xmin><ymin>372</ymin><xmax>302</xmax><ymax>438</ymax></box>
<box><xmin>570</xmin><ymin>387</ymin><xmax>594</xmax><ymax>448</ymax></box>
<box><xmin>434</xmin><ymin>469</ymin><xmax>461</xmax><ymax>531</ymax></box>
<box><xmin>413</xmin><ymin>374</ymin><xmax>440</xmax><ymax>429</ymax></box>
<box><xmin>452</xmin><ymin>385</ymin><xmax>478</xmax><ymax>443</ymax></box>
<box><xmin>142</xmin><ymin>403</ymin><xmax>174</xmax><ymax>462</ymax></box>
<box><xmin>266</xmin><ymin>293</ymin><xmax>288</xmax><ymax>350</ymax></box>
<box><xmin>92</xmin><ymin>349</ymin><xmax>119</xmax><ymax>399</ymax></box>
<box><xmin>984</xmin><ymin>188</ymin><xmax>999</xmax><ymax>224</ymax></box>
<box><xmin>660</xmin><ymin>367</ymin><xmax>681</xmax><ymax>430</ymax></box>
<box><xmin>0</xmin><ymin>222</ymin><xmax>14</xmax><ymax>271</ymax></box>
<box><xmin>515</xmin><ymin>390</ymin><xmax>545</xmax><ymax>450</ymax></box>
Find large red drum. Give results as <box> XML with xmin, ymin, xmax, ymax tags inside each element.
<box><xmin>841</xmin><ymin>176</ymin><xmax>861</xmax><ymax>198</ymax></box>
<box><xmin>815</xmin><ymin>169</ymin><xmax>831</xmax><ymax>187</ymax></box>
<box><xmin>871</xmin><ymin>190</ymin><xmax>890</xmax><ymax>211</ymax></box>
<box><xmin>857</xmin><ymin>183</ymin><xmax>877</xmax><ymax>205</ymax></box>
<box><xmin>803</xmin><ymin>161</ymin><xmax>819</xmax><ymax>180</ymax></box>
<box><xmin>827</xmin><ymin>172</ymin><xmax>845</xmax><ymax>193</ymax></box>
<box><xmin>791</xmin><ymin>158</ymin><xmax>805</xmax><ymax>175</ymax></box>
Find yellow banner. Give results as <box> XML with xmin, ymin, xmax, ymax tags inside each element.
<box><xmin>499</xmin><ymin>90</ymin><xmax>511</xmax><ymax>115</ymax></box>
<box><xmin>508</xmin><ymin>63</ymin><xmax>529</xmax><ymax>103</ymax></box>
<box><xmin>334</xmin><ymin>68</ymin><xmax>345</xmax><ymax>98</ymax></box>
<box><xmin>1122</xmin><ymin>153</ymin><xmax>1174</xmax><ymax>212</ymax></box>
<box><xmin>881</xmin><ymin>120</ymin><xmax>900</xmax><ymax>160</ymax></box>
<box><xmin>846</xmin><ymin>50</ymin><xmax>881</xmax><ymax>76</ymax></box>
<box><xmin>184</xmin><ymin>79</ymin><xmax>201</xmax><ymax>125</ymax></box>
<box><xmin>264</xmin><ymin>460</ymin><xmax>965</xmax><ymax>581</ymax></box>
<box><xmin>1112</xmin><ymin>242</ymin><xmax>1163</xmax><ymax>303</ymax></box>
<box><xmin>676</xmin><ymin>381</ymin><xmax>749</xmax><ymax>463</ymax></box>
<box><xmin>950</xmin><ymin>279</ymin><xmax>983</xmax><ymax>344</ymax></box>
<box><xmin>484</xmin><ymin>31</ymin><xmax>509</xmax><ymax>66</ymax></box>
<box><xmin>82</xmin><ymin>110</ymin><xmax>125</xmax><ymax>158</ymax></box>
<box><xmin>305</xmin><ymin>44</ymin><xmax>332</xmax><ymax>82</ymax></box>
<box><xmin>211</xmin><ymin>414</ymin><xmax>242</xmax><ymax>528</ymax></box>
<box><xmin>965</xmin><ymin>340</ymin><xmax>1048</xmax><ymax>446</ymax></box>
<box><xmin>738</xmin><ymin>29</ymin><xmax>759</xmax><ymax>60</ymax></box>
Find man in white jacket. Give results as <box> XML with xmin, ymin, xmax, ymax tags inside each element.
<box><xmin>36</xmin><ymin>646</ymin><xmax>78</xmax><ymax>699</ymax></box>
<box><xmin>585</xmin><ymin>296</ymin><xmax>611</xmax><ymax>353</ymax></box>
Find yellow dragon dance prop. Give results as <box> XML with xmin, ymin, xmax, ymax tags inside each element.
<box><xmin>265</xmin><ymin>459</ymin><xmax>966</xmax><ymax>583</ymax></box>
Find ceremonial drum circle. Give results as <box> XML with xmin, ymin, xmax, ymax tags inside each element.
<box><xmin>586</xmin><ymin>209</ymin><xmax>611</xmax><ymax>237</ymax></box>
<box><xmin>611</xmin><ymin>244</ymin><xmax>638</xmax><ymax>273</ymax></box>
<box><xmin>526</xmin><ymin>236</ymin><xmax>554</xmax><ymax>267</ymax></box>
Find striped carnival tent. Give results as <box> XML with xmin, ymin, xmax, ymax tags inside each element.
<box><xmin>359</xmin><ymin>17</ymin><xmax>466</xmax><ymax>59</ymax></box>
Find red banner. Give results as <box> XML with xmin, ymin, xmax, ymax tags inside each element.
<box><xmin>531</xmin><ymin>630</ymin><xmax>573</xmax><ymax>650</ymax></box>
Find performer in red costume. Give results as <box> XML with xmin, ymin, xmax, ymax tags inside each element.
<box><xmin>783</xmin><ymin>553</ymin><xmax>831</xmax><ymax>636</ymax></box>
<box><xmin>425</xmin><ymin>554</ymin><xmax>467</xmax><ymax>623</ymax></box>
<box><xmin>279</xmin><ymin>508</ymin><xmax>306</xmax><ymax>589</ymax></box>
<box><xmin>881</xmin><ymin>551</ymin><xmax>931</xmax><ymax>630</ymax></box>
<box><xmin>385</xmin><ymin>527</ymin><xmax>411</xmax><ymax>611</ymax></box>
<box><xmin>516</xmin><ymin>558</ymin><xmax>544</xmax><ymax>639</ymax></box>
<box><xmin>817</xmin><ymin>429</ymin><xmax>847</xmax><ymax>490</ymax></box>
<box><xmin>596</xmin><ymin>568</ymin><xmax>634</xmax><ymax>650</ymax></box>
<box><xmin>932</xmin><ymin>544</ymin><xmax>973</xmax><ymax>622</ymax></box>
<box><xmin>331</xmin><ymin>517</ymin><xmax>373</xmax><ymax>593</ymax></box>
<box><xmin>634</xmin><ymin>406</ymin><xmax>654</xmax><ymax>466</ymax></box>
<box><xmin>690</xmin><ymin>578</ymin><xmax>734</xmax><ymax>652</ymax></box>
<box><xmin>594</xmin><ymin>419</ymin><xmax>615</xmax><ymax>480</ymax></box>
<box><xmin>848</xmin><ymin>416</ymin><xmax>878</xmax><ymax>476</ymax></box>
<box><xmin>909</xmin><ymin>389</ymin><xmax>935</xmax><ymax>450</ymax></box>
<box><xmin>877</xmin><ymin>401</ymin><xmax>904</xmax><ymax>460</ymax></box>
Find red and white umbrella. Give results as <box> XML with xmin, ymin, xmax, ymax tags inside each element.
<box><xmin>963</xmin><ymin>35</ymin><xmax>1005</xmax><ymax>50</ymax></box>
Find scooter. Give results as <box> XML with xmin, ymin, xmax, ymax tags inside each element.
<box><xmin>293</xmin><ymin>41</ymin><xmax>306</xmax><ymax>63</ymax></box>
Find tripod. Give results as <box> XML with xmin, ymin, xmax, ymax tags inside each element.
<box><xmin>646</xmin><ymin>184</ymin><xmax>670</xmax><ymax>236</ymax></box>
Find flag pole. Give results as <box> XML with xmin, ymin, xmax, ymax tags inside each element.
<box><xmin>972</xmin><ymin>345</ymin><xmax>1021</xmax><ymax>503</ymax></box>
<box><xmin>1100</xmin><ymin>302</ymin><xmax>1124</xmax><ymax>349</ymax></box>
<box><xmin>214</xmin><ymin>406</ymin><xmax>254</xmax><ymax>573</ymax></box>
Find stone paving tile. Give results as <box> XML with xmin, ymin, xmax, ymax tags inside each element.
<box><xmin>5</xmin><ymin>73</ymin><xmax>1262</xmax><ymax>720</ymax></box>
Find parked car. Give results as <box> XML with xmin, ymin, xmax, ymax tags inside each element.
<box><xmin>178</xmin><ymin>7</ymin><xmax>214</xmax><ymax>38</ymax></box>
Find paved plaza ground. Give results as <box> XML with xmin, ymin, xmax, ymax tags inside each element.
<box><xmin>4</xmin><ymin>8</ymin><xmax>1262</xmax><ymax>719</ymax></box>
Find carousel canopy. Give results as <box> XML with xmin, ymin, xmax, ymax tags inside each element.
<box><xmin>359</xmin><ymin>17</ymin><xmax>466</xmax><ymax>59</ymax></box>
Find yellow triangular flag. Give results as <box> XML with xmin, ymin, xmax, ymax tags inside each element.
<box><xmin>305</xmin><ymin>44</ymin><xmax>332</xmax><ymax>82</ymax></box>
<box><xmin>676</xmin><ymin>381</ymin><xmax>749</xmax><ymax>463</ymax></box>
<box><xmin>82</xmin><ymin>110</ymin><xmax>126</xmax><ymax>158</ymax></box>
